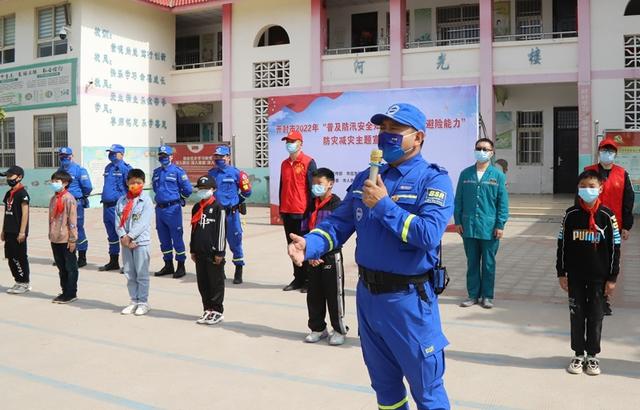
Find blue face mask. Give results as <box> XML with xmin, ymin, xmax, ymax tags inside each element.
<box><xmin>159</xmin><ymin>156</ymin><xmax>170</xmax><ymax>166</ymax></box>
<box><xmin>50</xmin><ymin>181</ymin><xmax>64</xmax><ymax>193</ymax></box>
<box><xmin>599</xmin><ymin>151</ymin><xmax>616</xmax><ymax>165</ymax></box>
<box><xmin>215</xmin><ymin>159</ymin><xmax>227</xmax><ymax>168</ymax></box>
<box><xmin>378</xmin><ymin>132</ymin><xmax>413</xmax><ymax>164</ymax></box>
<box><xmin>474</xmin><ymin>150</ymin><xmax>492</xmax><ymax>163</ymax></box>
<box><xmin>196</xmin><ymin>189</ymin><xmax>213</xmax><ymax>201</ymax></box>
<box><xmin>311</xmin><ymin>184</ymin><xmax>326</xmax><ymax>198</ymax></box>
<box><xmin>108</xmin><ymin>153</ymin><xmax>119</xmax><ymax>163</ymax></box>
<box><xmin>59</xmin><ymin>157</ymin><xmax>71</xmax><ymax>168</ymax></box>
<box><xmin>286</xmin><ymin>142</ymin><xmax>299</xmax><ymax>154</ymax></box>
<box><xmin>578</xmin><ymin>187</ymin><xmax>600</xmax><ymax>203</ymax></box>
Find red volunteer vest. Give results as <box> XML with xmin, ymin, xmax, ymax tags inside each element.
<box><xmin>280</xmin><ymin>151</ymin><xmax>313</xmax><ymax>214</ymax></box>
<box><xmin>585</xmin><ymin>164</ymin><xmax>625</xmax><ymax>224</ymax></box>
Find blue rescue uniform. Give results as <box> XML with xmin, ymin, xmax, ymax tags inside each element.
<box><xmin>152</xmin><ymin>163</ymin><xmax>192</xmax><ymax>262</ymax></box>
<box><xmin>208</xmin><ymin>165</ymin><xmax>252</xmax><ymax>266</ymax></box>
<box><xmin>59</xmin><ymin>162</ymin><xmax>93</xmax><ymax>252</ymax></box>
<box><xmin>304</xmin><ymin>153</ymin><xmax>454</xmax><ymax>410</ymax></box>
<box><xmin>101</xmin><ymin>159</ymin><xmax>132</xmax><ymax>255</ymax></box>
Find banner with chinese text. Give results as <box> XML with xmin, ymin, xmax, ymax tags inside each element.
<box><xmin>604</xmin><ymin>130</ymin><xmax>640</xmax><ymax>214</ymax></box>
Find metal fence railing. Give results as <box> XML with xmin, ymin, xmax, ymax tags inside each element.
<box><xmin>406</xmin><ymin>36</ymin><xmax>480</xmax><ymax>49</ymax></box>
<box><xmin>494</xmin><ymin>31</ymin><xmax>578</xmax><ymax>42</ymax></box>
<box><xmin>324</xmin><ymin>44</ymin><xmax>390</xmax><ymax>56</ymax></box>
<box><xmin>173</xmin><ymin>60</ymin><xmax>223</xmax><ymax>71</ymax></box>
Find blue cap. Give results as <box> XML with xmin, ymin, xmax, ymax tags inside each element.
<box><xmin>57</xmin><ymin>147</ymin><xmax>73</xmax><ymax>156</ymax></box>
<box><xmin>158</xmin><ymin>145</ymin><xmax>173</xmax><ymax>155</ymax></box>
<box><xmin>106</xmin><ymin>144</ymin><xmax>125</xmax><ymax>154</ymax></box>
<box><xmin>215</xmin><ymin>145</ymin><xmax>231</xmax><ymax>156</ymax></box>
<box><xmin>370</xmin><ymin>103</ymin><xmax>426</xmax><ymax>133</ymax></box>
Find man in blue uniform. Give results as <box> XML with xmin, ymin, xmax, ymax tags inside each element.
<box><xmin>288</xmin><ymin>103</ymin><xmax>453</xmax><ymax>410</ymax></box>
<box><xmin>57</xmin><ymin>147</ymin><xmax>93</xmax><ymax>268</ymax></box>
<box><xmin>99</xmin><ymin>144</ymin><xmax>132</xmax><ymax>272</ymax></box>
<box><xmin>208</xmin><ymin>145</ymin><xmax>252</xmax><ymax>284</ymax></box>
<box><xmin>152</xmin><ymin>145</ymin><xmax>193</xmax><ymax>279</ymax></box>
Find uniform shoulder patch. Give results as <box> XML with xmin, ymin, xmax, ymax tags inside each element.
<box><xmin>424</xmin><ymin>188</ymin><xmax>447</xmax><ymax>206</ymax></box>
<box><xmin>181</xmin><ymin>174</ymin><xmax>188</xmax><ymax>180</ymax></box>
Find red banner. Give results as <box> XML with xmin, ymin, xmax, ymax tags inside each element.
<box><xmin>168</xmin><ymin>143</ymin><xmax>228</xmax><ymax>183</ymax></box>
<box><xmin>603</xmin><ymin>130</ymin><xmax>640</xmax><ymax>148</ymax></box>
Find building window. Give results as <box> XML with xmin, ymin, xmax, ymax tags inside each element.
<box><xmin>254</xmin><ymin>60</ymin><xmax>290</xmax><ymax>88</ymax></box>
<box><xmin>35</xmin><ymin>114</ymin><xmax>67</xmax><ymax>168</ymax></box>
<box><xmin>517</xmin><ymin>111</ymin><xmax>543</xmax><ymax>165</ymax></box>
<box><xmin>256</xmin><ymin>25</ymin><xmax>290</xmax><ymax>47</ymax></box>
<box><xmin>516</xmin><ymin>0</ymin><xmax>542</xmax><ymax>39</ymax></box>
<box><xmin>254</xmin><ymin>98</ymin><xmax>269</xmax><ymax>168</ymax></box>
<box><xmin>0</xmin><ymin>15</ymin><xmax>15</xmax><ymax>64</ymax></box>
<box><xmin>436</xmin><ymin>5</ymin><xmax>480</xmax><ymax>45</ymax></box>
<box><xmin>37</xmin><ymin>4</ymin><xmax>69</xmax><ymax>58</ymax></box>
<box><xmin>625</xmin><ymin>79</ymin><xmax>640</xmax><ymax>129</ymax></box>
<box><xmin>624</xmin><ymin>35</ymin><xmax>640</xmax><ymax>68</ymax></box>
<box><xmin>0</xmin><ymin>118</ymin><xmax>15</xmax><ymax>167</ymax></box>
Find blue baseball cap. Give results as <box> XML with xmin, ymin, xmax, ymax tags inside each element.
<box><xmin>215</xmin><ymin>145</ymin><xmax>231</xmax><ymax>156</ymax></box>
<box><xmin>158</xmin><ymin>145</ymin><xmax>173</xmax><ymax>156</ymax></box>
<box><xmin>57</xmin><ymin>147</ymin><xmax>73</xmax><ymax>156</ymax></box>
<box><xmin>370</xmin><ymin>103</ymin><xmax>427</xmax><ymax>133</ymax></box>
<box><xmin>106</xmin><ymin>144</ymin><xmax>125</xmax><ymax>154</ymax></box>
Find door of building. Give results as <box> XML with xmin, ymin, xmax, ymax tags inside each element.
<box><xmin>553</xmin><ymin>107</ymin><xmax>579</xmax><ymax>193</ymax></box>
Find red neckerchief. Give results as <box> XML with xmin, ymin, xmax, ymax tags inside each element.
<box><xmin>308</xmin><ymin>195</ymin><xmax>332</xmax><ymax>230</ymax></box>
<box><xmin>578</xmin><ymin>197</ymin><xmax>602</xmax><ymax>245</ymax></box>
<box><xmin>191</xmin><ymin>196</ymin><xmax>215</xmax><ymax>228</ymax></box>
<box><xmin>8</xmin><ymin>184</ymin><xmax>24</xmax><ymax>208</ymax></box>
<box><xmin>119</xmin><ymin>190</ymin><xmax>142</xmax><ymax>228</ymax></box>
<box><xmin>54</xmin><ymin>189</ymin><xmax>68</xmax><ymax>218</ymax></box>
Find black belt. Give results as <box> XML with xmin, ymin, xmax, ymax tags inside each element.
<box><xmin>156</xmin><ymin>200</ymin><xmax>180</xmax><ymax>209</ymax></box>
<box><xmin>102</xmin><ymin>201</ymin><xmax>117</xmax><ymax>207</ymax></box>
<box><xmin>358</xmin><ymin>266</ymin><xmax>432</xmax><ymax>301</ymax></box>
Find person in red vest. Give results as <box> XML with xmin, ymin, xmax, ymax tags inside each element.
<box><xmin>584</xmin><ymin>138</ymin><xmax>635</xmax><ymax>315</ymax></box>
<box><xmin>279</xmin><ymin>130</ymin><xmax>317</xmax><ymax>292</ymax></box>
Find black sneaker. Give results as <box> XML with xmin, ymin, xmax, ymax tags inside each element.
<box><xmin>58</xmin><ymin>295</ymin><xmax>78</xmax><ymax>304</ymax></box>
<box><xmin>52</xmin><ymin>294</ymin><xmax>65</xmax><ymax>304</ymax></box>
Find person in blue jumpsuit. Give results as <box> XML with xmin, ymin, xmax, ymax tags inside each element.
<box><xmin>57</xmin><ymin>147</ymin><xmax>93</xmax><ymax>268</ymax></box>
<box><xmin>288</xmin><ymin>103</ymin><xmax>453</xmax><ymax>410</ymax></box>
<box><xmin>99</xmin><ymin>144</ymin><xmax>132</xmax><ymax>272</ymax></box>
<box><xmin>454</xmin><ymin>138</ymin><xmax>509</xmax><ymax>309</ymax></box>
<box><xmin>208</xmin><ymin>145</ymin><xmax>252</xmax><ymax>284</ymax></box>
<box><xmin>152</xmin><ymin>145</ymin><xmax>193</xmax><ymax>279</ymax></box>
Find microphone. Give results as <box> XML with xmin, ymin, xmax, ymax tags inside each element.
<box><xmin>369</xmin><ymin>149</ymin><xmax>383</xmax><ymax>182</ymax></box>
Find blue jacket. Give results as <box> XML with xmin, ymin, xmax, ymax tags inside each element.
<box><xmin>59</xmin><ymin>162</ymin><xmax>92</xmax><ymax>199</ymax></box>
<box><xmin>152</xmin><ymin>163</ymin><xmax>192</xmax><ymax>204</ymax></box>
<box><xmin>454</xmin><ymin>164</ymin><xmax>509</xmax><ymax>240</ymax></box>
<box><xmin>304</xmin><ymin>154</ymin><xmax>454</xmax><ymax>275</ymax></box>
<box><xmin>208</xmin><ymin>165</ymin><xmax>252</xmax><ymax>208</ymax></box>
<box><xmin>115</xmin><ymin>192</ymin><xmax>153</xmax><ymax>246</ymax></box>
<box><xmin>101</xmin><ymin>160</ymin><xmax>132</xmax><ymax>203</ymax></box>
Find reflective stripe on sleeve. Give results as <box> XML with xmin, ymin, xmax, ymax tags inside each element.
<box><xmin>401</xmin><ymin>214</ymin><xmax>416</xmax><ymax>243</ymax></box>
<box><xmin>310</xmin><ymin>228</ymin><xmax>334</xmax><ymax>252</ymax></box>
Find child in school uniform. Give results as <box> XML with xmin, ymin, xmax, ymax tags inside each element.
<box><xmin>2</xmin><ymin>166</ymin><xmax>31</xmax><ymax>294</ymax></box>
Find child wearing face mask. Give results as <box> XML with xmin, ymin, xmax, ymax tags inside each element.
<box><xmin>48</xmin><ymin>170</ymin><xmax>79</xmax><ymax>304</ymax></box>
<box><xmin>301</xmin><ymin>168</ymin><xmax>348</xmax><ymax>346</ymax></box>
<box><xmin>2</xmin><ymin>166</ymin><xmax>31</xmax><ymax>294</ymax></box>
<box><xmin>115</xmin><ymin>169</ymin><xmax>154</xmax><ymax>316</ymax></box>
<box><xmin>557</xmin><ymin>170</ymin><xmax>621</xmax><ymax>376</ymax></box>
<box><xmin>190</xmin><ymin>176</ymin><xmax>227</xmax><ymax>325</ymax></box>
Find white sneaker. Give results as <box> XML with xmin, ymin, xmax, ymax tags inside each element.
<box><xmin>567</xmin><ymin>355</ymin><xmax>585</xmax><ymax>374</ymax></box>
<box><xmin>6</xmin><ymin>283</ymin><xmax>20</xmax><ymax>294</ymax></box>
<box><xmin>328</xmin><ymin>331</ymin><xmax>346</xmax><ymax>346</ymax></box>
<box><xmin>13</xmin><ymin>283</ymin><xmax>32</xmax><ymax>294</ymax></box>
<box><xmin>121</xmin><ymin>303</ymin><xmax>138</xmax><ymax>315</ymax></box>
<box><xmin>585</xmin><ymin>356</ymin><xmax>601</xmax><ymax>376</ymax></box>
<box><xmin>460</xmin><ymin>298</ymin><xmax>478</xmax><ymax>308</ymax></box>
<box><xmin>304</xmin><ymin>329</ymin><xmax>329</xmax><ymax>343</ymax></box>
<box><xmin>196</xmin><ymin>311</ymin><xmax>212</xmax><ymax>324</ymax></box>
<box><xmin>134</xmin><ymin>303</ymin><xmax>150</xmax><ymax>316</ymax></box>
<box><xmin>481</xmin><ymin>298</ymin><xmax>494</xmax><ymax>309</ymax></box>
<box><xmin>204</xmin><ymin>311</ymin><xmax>224</xmax><ymax>325</ymax></box>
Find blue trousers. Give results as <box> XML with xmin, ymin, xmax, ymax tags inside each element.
<box><xmin>103</xmin><ymin>205</ymin><xmax>120</xmax><ymax>255</ymax></box>
<box><xmin>462</xmin><ymin>237</ymin><xmax>500</xmax><ymax>299</ymax></box>
<box><xmin>123</xmin><ymin>245</ymin><xmax>150</xmax><ymax>304</ymax></box>
<box><xmin>357</xmin><ymin>280</ymin><xmax>450</xmax><ymax>410</ymax></box>
<box><xmin>155</xmin><ymin>204</ymin><xmax>186</xmax><ymax>262</ymax></box>
<box><xmin>76</xmin><ymin>200</ymin><xmax>88</xmax><ymax>252</ymax></box>
<box><xmin>226</xmin><ymin>211</ymin><xmax>244</xmax><ymax>266</ymax></box>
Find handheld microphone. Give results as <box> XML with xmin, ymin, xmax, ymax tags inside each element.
<box><xmin>369</xmin><ymin>149</ymin><xmax>383</xmax><ymax>182</ymax></box>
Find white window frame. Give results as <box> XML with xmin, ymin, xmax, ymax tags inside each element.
<box><xmin>625</xmin><ymin>79</ymin><xmax>640</xmax><ymax>129</ymax></box>
<box><xmin>34</xmin><ymin>114</ymin><xmax>68</xmax><ymax>168</ymax></box>
<box><xmin>253</xmin><ymin>60</ymin><xmax>290</xmax><ymax>88</ymax></box>
<box><xmin>516</xmin><ymin>111</ymin><xmax>544</xmax><ymax>165</ymax></box>
<box><xmin>0</xmin><ymin>118</ymin><xmax>16</xmax><ymax>167</ymax></box>
<box><xmin>0</xmin><ymin>14</ymin><xmax>15</xmax><ymax>65</ymax></box>
<box><xmin>36</xmin><ymin>4</ymin><xmax>69</xmax><ymax>58</ymax></box>
<box><xmin>435</xmin><ymin>4</ymin><xmax>480</xmax><ymax>45</ymax></box>
<box><xmin>254</xmin><ymin>98</ymin><xmax>269</xmax><ymax>167</ymax></box>
<box><xmin>624</xmin><ymin>35</ymin><xmax>640</xmax><ymax>68</ymax></box>
<box><xmin>516</xmin><ymin>0</ymin><xmax>542</xmax><ymax>40</ymax></box>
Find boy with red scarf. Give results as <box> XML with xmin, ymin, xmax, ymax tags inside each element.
<box><xmin>115</xmin><ymin>169</ymin><xmax>154</xmax><ymax>316</ymax></box>
<box><xmin>2</xmin><ymin>166</ymin><xmax>31</xmax><ymax>294</ymax></box>
<box><xmin>190</xmin><ymin>176</ymin><xmax>227</xmax><ymax>325</ymax></box>
<box><xmin>49</xmin><ymin>170</ymin><xmax>79</xmax><ymax>304</ymax></box>
<box><xmin>301</xmin><ymin>168</ymin><xmax>348</xmax><ymax>346</ymax></box>
<box><xmin>557</xmin><ymin>170</ymin><xmax>621</xmax><ymax>376</ymax></box>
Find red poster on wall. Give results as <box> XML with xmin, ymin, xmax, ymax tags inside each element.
<box><xmin>168</xmin><ymin>143</ymin><xmax>228</xmax><ymax>183</ymax></box>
